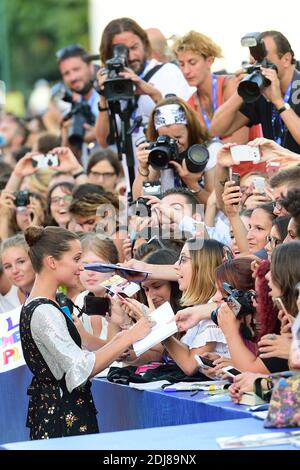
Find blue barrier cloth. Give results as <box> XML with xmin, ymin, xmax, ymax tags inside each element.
<box><xmin>1</xmin><ymin>417</ymin><xmax>299</xmax><ymax>450</ymax></box>
<box><xmin>91</xmin><ymin>378</ymin><xmax>250</xmax><ymax>432</ymax></box>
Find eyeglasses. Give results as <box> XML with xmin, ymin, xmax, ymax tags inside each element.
<box><xmin>89</xmin><ymin>171</ymin><xmax>116</xmax><ymax>179</ymax></box>
<box><xmin>265</xmin><ymin>235</ymin><xmax>281</xmax><ymax>248</ymax></box>
<box><xmin>50</xmin><ymin>195</ymin><xmax>72</xmax><ymax>205</ymax></box>
<box><xmin>178</xmin><ymin>254</ymin><xmax>191</xmax><ymax>265</ymax></box>
<box><xmin>55</xmin><ymin>44</ymin><xmax>87</xmax><ymax>61</ymax></box>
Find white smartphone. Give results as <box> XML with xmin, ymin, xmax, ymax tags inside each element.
<box><xmin>32</xmin><ymin>153</ymin><xmax>59</xmax><ymax>168</ymax></box>
<box><xmin>222</xmin><ymin>366</ymin><xmax>241</xmax><ymax>377</ymax></box>
<box><xmin>253</xmin><ymin>176</ymin><xmax>266</xmax><ymax>193</ymax></box>
<box><xmin>230</xmin><ymin>145</ymin><xmax>261</xmax><ymax>163</ymax></box>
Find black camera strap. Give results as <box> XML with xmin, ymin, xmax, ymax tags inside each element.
<box><xmin>134</xmin><ymin>63</ymin><xmax>165</xmax><ymax>109</ymax></box>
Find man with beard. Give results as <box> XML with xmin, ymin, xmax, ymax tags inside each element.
<box><xmin>57</xmin><ymin>44</ymin><xmax>99</xmax><ymax>149</ymax></box>
<box><xmin>95</xmin><ymin>17</ymin><xmax>192</xmax><ymax>158</ymax></box>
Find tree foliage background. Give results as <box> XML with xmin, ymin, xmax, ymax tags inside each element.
<box><xmin>3</xmin><ymin>0</ymin><xmax>89</xmax><ymax>96</ymax></box>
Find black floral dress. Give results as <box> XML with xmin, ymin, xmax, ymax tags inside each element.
<box><xmin>20</xmin><ymin>298</ymin><xmax>99</xmax><ymax>440</ymax></box>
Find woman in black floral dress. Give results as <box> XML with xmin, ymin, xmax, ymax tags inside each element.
<box><xmin>20</xmin><ymin>225</ymin><xmax>152</xmax><ymax>440</ymax></box>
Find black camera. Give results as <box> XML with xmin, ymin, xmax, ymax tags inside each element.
<box><xmin>130</xmin><ymin>197</ymin><xmax>152</xmax><ymax>218</ymax></box>
<box><xmin>62</xmin><ymin>88</ymin><xmax>95</xmax><ymax>147</ymax></box>
<box><xmin>83</xmin><ymin>294</ymin><xmax>111</xmax><ymax>316</ymax></box>
<box><xmin>148</xmin><ymin>135</ymin><xmax>209</xmax><ymax>174</ymax></box>
<box><xmin>238</xmin><ymin>32</ymin><xmax>278</xmax><ymax>103</ymax></box>
<box><xmin>211</xmin><ymin>282</ymin><xmax>255</xmax><ymax>326</ymax></box>
<box><xmin>14</xmin><ymin>190</ymin><xmax>30</xmax><ymax>208</ymax></box>
<box><xmin>104</xmin><ymin>44</ymin><xmax>135</xmax><ymax>101</ymax></box>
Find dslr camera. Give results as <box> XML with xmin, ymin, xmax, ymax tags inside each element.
<box><xmin>61</xmin><ymin>88</ymin><xmax>95</xmax><ymax>147</ymax></box>
<box><xmin>238</xmin><ymin>32</ymin><xmax>278</xmax><ymax>103</ymax></box>
<box><xmin>148</xmin><ymin>135</ymin><xmax>209</xmax><ymax>174</ymax></box>
<box><xmin>211</xmin><ymin>282</ymin><xmax>255</xmax><ymax>326</ymax></box>
<box><xmin>14</xmin><ymin>190</ymin><xmax>30</xmax><ymax>208</ymax></box>
<box><xmin>104</xmin><ymin>44</ymin><xmax>135</xmax><ymax>101</ymax></box>
<box><xmin>129</xmin><ymin>197</ymin><xmax>152</xmax><ymax>218</ymax></box>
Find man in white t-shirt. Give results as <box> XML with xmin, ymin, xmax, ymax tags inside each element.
<box><xmin>95</xmin><ymin>17</ymin><xmax>193</xmax><ymax>179</ymax></box>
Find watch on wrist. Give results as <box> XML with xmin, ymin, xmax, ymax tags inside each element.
<box><xmin>277</xmin><ymin>103</ymin><xmax>291</xmax><ymax>114</ymax></box>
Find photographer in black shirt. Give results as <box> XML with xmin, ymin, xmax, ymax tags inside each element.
<box><xmin>211</xmin><ymin>31</ymin><xmax>300</xmax><ymax>153</ymax></box>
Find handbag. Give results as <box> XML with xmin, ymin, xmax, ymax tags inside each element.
<box><xmin>264</xmin><ymin>372</ymin><xmax>300</xmax><ymax>428</ymax></box>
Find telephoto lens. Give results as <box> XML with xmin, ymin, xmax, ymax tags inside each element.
<box><xmin>185</xmin><ymin>144</ymin><xmax>209</xmax><ymax>173</ymax></box>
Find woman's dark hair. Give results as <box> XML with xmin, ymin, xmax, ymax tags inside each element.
<box><xmin>25</xmin><ymin>226</ymin><xmax>79</xmax><ymax>273</ymax></box>
<box><xmin>215</xmin><ymin>257</ymin><xmax>254</xmax><ymax>295</ymax></box>
<box><xmin>281</xmin><ymin>188</ymin><xmax>300</xmax><ymax>238</ymax></box>
<box><xmin>254</xmin><ymin>202</ymin><xmax>277</xmax><ymax>222</ymax></box>
<box><xmin>261</xmin><ymin>31</ymin><xmax>295</xmax><ymax>64</ymax></box>
<box><xmin>271</xmin><ymin>241</ymin><xmax>300</xmax><ymax>317</ymax></box>
<box><xmin>143</xmin><ymin>248</ymin><xmax>181</xmax><ymax>313</ymax></box>
<box><xmin>46</xmin><ymin>182</ymin><xmax>74</xmax><ymax>226</ymax></box>
<box><xmin>133</xmin><ymin>237</ymin><xmax>183</xmax><ymax>261</ymax></box>
<box><xmin>87</xmin><ymin>149</ymin><xmax>124</xmax><ymax>178</ymax></box>
<box><xmin>272</xmin><ymin>215</ymin><xmax>291</xmax><ymax>242</ymax></box>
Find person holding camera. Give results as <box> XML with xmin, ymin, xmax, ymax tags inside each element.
<box><xmin>132</xmin><ymin>96</ymin><xmax>215</xmax><ymax>204</ymax></box>
<box><xmin>211</xmin><ymin>31</ymin><xmax>300</xmax><ymax>153</ymax></box>
<box><xmin>95</xmin><ymin>17</ymin><xmax>192</xmax><ymax>158</ymax></box>
<box><xmin>56</xmin><ymin>44</ymin><xmax>99</xmax><ymax>151</ymax></box>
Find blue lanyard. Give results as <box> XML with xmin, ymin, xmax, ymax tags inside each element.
<box><xmin>271</xmin><ymin>81</ymin><xmax>292</xmax><ymax>145</ymax></box>
<box><xmin>199</xmin><ymin>74</ymin><xmax>218</xmax><ymax>129</ymax></box>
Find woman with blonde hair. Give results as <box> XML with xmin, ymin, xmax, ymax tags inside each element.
<box><xmin>161</xmin><ymin>238</ymin><xmax>228</xmax><ymax>375</ymax></box>
<box><xmin>173</xmin><ymin>31</ymin><xmax>247</xmax><ymax>142</ymax></box>
<box><xmin>1</xmin><ymin>234</ymin><xmax>36</xmax><ymax>307</ymax></box>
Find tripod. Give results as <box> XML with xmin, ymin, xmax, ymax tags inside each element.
<box><xmin>107</xmin><ymin>99</ymin><xmax>139</xmax><ymax>203</ymax></box>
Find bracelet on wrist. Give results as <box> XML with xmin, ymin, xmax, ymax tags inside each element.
<box><xmin>138</xmin><ymin>167</ymin><xmax>149</xmax><ymax>177</ymax></box>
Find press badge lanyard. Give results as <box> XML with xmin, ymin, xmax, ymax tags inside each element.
<box><xmin>196</xmin><ymin>74</ymin><xmax>218</xmax><ymax>129</ymax></box>
<box><xmin>271</xmin><ymin>81</ymin><xmax>292</xmax><ymax>145</ymax></box>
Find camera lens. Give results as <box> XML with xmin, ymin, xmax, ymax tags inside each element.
<box><xmin>238</xmin><ymin>70</ymin><xmax>268</xmax><ymax>103</ymax></box>
<box><xmin>148</xmin><ymin>146</ymin><xmax>171</xmax><ymax>170</ymax></box>
<box><xmin>210</xmin><ymin>306</ymin><xmax>220</xmax><ymax>326</ymax></box>
<box><xmin>185</xmin><ymin>144</ymin><xmax>209</xmax><ymax>173</ymax></box>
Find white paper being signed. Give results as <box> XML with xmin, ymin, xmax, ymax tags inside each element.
<box><xmin>133</xmin><ymin>302</ymin><xmax>178</xmax><ymax>356</ymax></box>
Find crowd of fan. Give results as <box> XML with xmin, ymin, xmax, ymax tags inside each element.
<box><xmin>1</xmin><ymin>17</ymin><xmax>300</xmax><ymax>411</ymax></box>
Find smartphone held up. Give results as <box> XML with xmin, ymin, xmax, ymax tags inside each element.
<box><xmin>230</xmin><ymin>145</ymin><xmax>260</xmax><ymax>163</ymax></box>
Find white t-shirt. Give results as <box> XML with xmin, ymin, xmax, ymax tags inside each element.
<box><xmin>181</xmin><ymin>319</ymin><xmax>229</xmax><ymax>357</ymax></box>
<box><xmin>0</xmin><ymin>285</ymin><xmax>20</xmax><ymax>314</ymax></box>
